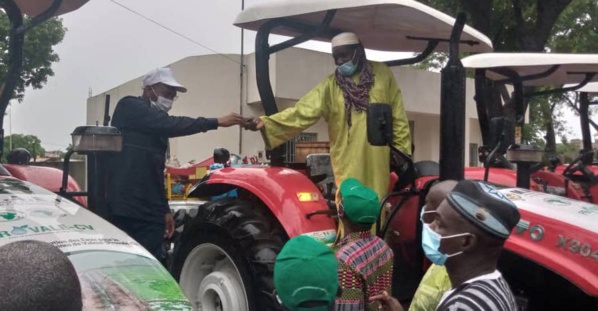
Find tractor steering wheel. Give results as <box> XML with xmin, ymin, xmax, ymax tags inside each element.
<box><xmin>390</xmin><ymin>145</ymin><xmax>416</xmax><ymax>191</ymax></box>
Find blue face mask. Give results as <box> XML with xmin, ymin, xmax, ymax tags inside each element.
<box><xmin>337</xmin><ymin>51</ymin><xmax>358</xmax><ymax>76</ymax></box>
<box><xmin>420</xmin><ymin>209</ymin><xmax>470</xmax><ymax>266</ymax></box>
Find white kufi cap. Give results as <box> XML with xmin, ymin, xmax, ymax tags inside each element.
<box><xmin>143</xmin><ymin>67</ymin><xmax>188</xmax><ymax>93</ymax></box>
<box><xmin>331</xmin><ymin>32</ymin><xmax>360</xmax><ymax>48</ymax></box>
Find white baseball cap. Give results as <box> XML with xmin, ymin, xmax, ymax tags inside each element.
<box><xmin>142</xmin><ymin>67</ymin><xmax>188</xmax><ymax>93</ymax></box>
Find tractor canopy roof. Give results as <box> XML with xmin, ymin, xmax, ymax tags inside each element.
<box><xmin>565</xmin><ymin>82</ymin><xmax>598</xmax><ymax>94</ymax></box>
<box><xmin>14</xmin><ymin>0</ymin><xmax>90</xmax><ymax>17</ymax></box>
<box><xmin>461</xmin><ymin>53</ymin><xmax>598</xmax><ymax>86</ymax></box>
<box><xmin>234</xmin><ymin>0</ymin><xmax>493</xmax><ymax>53</ymax></box>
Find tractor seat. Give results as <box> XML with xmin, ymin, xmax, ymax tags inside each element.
<box><xmin>306</xmin><ymin>153</ymin><xmax>336</xmax><ymax>200</ymax></box>
<box><xmin>414</xmin><ymin>161</ymin><xmax>440</xmax><ymax>178</ymax></box>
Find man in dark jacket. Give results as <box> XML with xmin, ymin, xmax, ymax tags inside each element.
<box><xmin>108</xmin><ymin>67</ymin><xmax>245</xmax><ymax>258</ymax></box>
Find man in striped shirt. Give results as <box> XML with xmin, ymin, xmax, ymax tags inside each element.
<box><xmin>335</xmin><ymin>178</ymin><xmax>394</xmax><ymax>311</ymax></box>
<box><xmin>431</xmin><ymin>180</ymin><xmax>520</xmax><ymax>311</ymax></box>
<box><xmin>372</xmin><ymin>180</ymin><xmax>520</xmax><ymax>311</ymax></box>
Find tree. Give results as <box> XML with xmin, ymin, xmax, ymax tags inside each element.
<box><xmin>417</xmin><ymin>0</ymin><xmax>574</xmax><ymax>52</ymax></box>
<box><xmin>2</xmin><ymin>134</ymin><xmax>45</xmax><ymax>162</ymax></box>
<box><xmin>416</xmin><ymin>0</ymin><xmax>594</xmax><ymax>157</ymax></box>
<box><xmin>526</xmin><ymin>92</ymin><xmax>573</xmax><ymax>159</ymax></box>
<box><xmin>0</xmin><ymin>13</ymin><xmax>66</xmax><ymax>102</ymax></box>
<box><xmin>548</xmin><ymin>0</ymin><xmax>598</xmax><ymax>53</ymax></box>
<box><xmin>557</xmin><ymin>136</ymin><xmax>582</xmax><ymax>163</ymax></box>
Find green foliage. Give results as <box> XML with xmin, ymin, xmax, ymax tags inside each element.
<box><xmin>527</xmin><ymin>92</ymin><xmax>573</xmax><ymax>144</ymax></box>
<box><xmin>2</xmin><ymin>134</ymin><xmax>45</xmax><ymax>162</ymax></box>
<box><xmin>0</xmin><ymin>13</ymin><xmax>66</xmax><ymax>102</ymax></box>
<box><xmin>416</xmin><ymin>0</ymin><xmax>595</xmax><ymax>154</ymax></box>
<box><xmin>557</xmin><ymin>136</ymin><xmax>582</xmax><ymax>163</ymax></box>
<box><xmin>548</xmin><ymin>0</ymin><xmax>598</xmax><ymax>53</ymax></box>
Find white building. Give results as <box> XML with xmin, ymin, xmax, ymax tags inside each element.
<box><xmin>87</xmin><ymin>48</ymin><xmax>483</xmax><ymax>167</ymax></box>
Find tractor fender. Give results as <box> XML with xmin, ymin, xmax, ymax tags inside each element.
<box><xmin>190</xmin><ymin>166</ymin><xmax>337</xmax><ymax>240</ymax></box>
<box><xmin>554</xmin><ymin>164</ymin><xmax>598</xmax><ymax>176</ymax></box>
<box><xmin>465</xmin><ymin>167</ymin><xmax>543</xmax><ymax>190</ymax></box>
<box><xmin>3</xmin><ymin>164</ymin><xmax>87</xmax><ymax>207</ymax></box>
<box><xmin>500</xmin><ymin>188</ymin><xmax>598</xmax><ymax>296</ymax></box>
<box><xmin>531</xmin><ymin>171</ymin><xmax>586</xmax><ymax>201</ymax></box>
<box><xmin>465</xmin><ymin>167</ymin><xmax>517</xmax><ymax>186</ymax></box>
<box><xmin>551</xmin><ymin>165</ymin><xmax>598</xmax><ymax>204</ymax></box>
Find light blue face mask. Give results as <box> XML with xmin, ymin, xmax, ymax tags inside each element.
<box><xmin>337</xmin><ymin>51</ymin><xmax>358</xmax><ymax>76</ymax></box>
<box><xmin>420</xmin><ymin>209</ymin><xmax>470</xmax><ymax>266</ymax></box>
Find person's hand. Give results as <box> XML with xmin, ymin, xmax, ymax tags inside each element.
<box><xmin>218</xmin><ymin>113</ymin><xmax>246</xmax><ymax>127</ymax></box>
<box><xmin>370</xmin><ymin>291</ymin><xmax>403</xmax><ymax>311</ymax></box>
<box><xmin>243</xmin><ymin>117</ymin><xmax>264</xmax><ymax>131</ymax></box>
<box><xmin>165</xmin><ymin>213</ymin><xmax>175</xmax><ymax>239</ymax></box>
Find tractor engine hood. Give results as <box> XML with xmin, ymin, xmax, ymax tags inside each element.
<box><xmin>499</xmin><ymin>188</ymin><xmax>598</xmax><ymax>296</ymax></box>
<box><xmin>0</xmin><ymin>177</ymin><xmax>192</xmax><ymax>310</ymax></box>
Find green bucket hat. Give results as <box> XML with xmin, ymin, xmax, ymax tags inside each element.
<box><xmin>339</xmin><ymin>178</ymin><xmax>381</xmax><ymax>226</ymax></box>
<box><xmin>274</xmin><ymin>235</ymin><xmax>339</xmax><ymax>311</ymax></box>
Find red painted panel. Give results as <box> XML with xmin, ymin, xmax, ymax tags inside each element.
<box><xmin>3</xmin><ymin>164</ymin><xmax>87</xmax><ymax>207</ymax></box>
<box><xmin>206</xmin><ymin>166</ymin><xmax>336</xmax><ymax>238</ymax></box>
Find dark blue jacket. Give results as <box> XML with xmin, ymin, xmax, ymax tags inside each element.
<box><xmin>108</xmin><ymin>96</ymin><xmax>218</xmax><ymax>223</ymax></box>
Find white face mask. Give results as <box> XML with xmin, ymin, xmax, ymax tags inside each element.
<box><xmin>151</xmin><ymin>87</ymin><xmax>174</xmax><ymax>112</ymax></box>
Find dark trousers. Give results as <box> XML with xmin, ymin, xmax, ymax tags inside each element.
<box><xmin>112</xmin><ymin>216</ymin><xmax>164</xmax><ymax>259</ymax></box>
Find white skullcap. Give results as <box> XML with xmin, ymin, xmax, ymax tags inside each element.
<box><xmin>331</xmin><ymin>32</ymin><xmax>360</xmax><ymax>48</ymax></box>
<box><xmin>142</xmin><ymin>67</ymin><xmax>187</xmax><ymax>93</ymax></box>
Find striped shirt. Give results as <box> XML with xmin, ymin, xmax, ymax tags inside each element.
<box><xmin>436</xmin><ymin>270</ymin><xmax>518</xmax><ymax>311</ymax></box>
<box><xmin>334</xmin><ymin>231</ymin><xmax>394</xmax><ymax>311</ymax></box>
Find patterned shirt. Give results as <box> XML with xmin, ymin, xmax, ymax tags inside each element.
<box><xmin>436</xmin><ymin>270</ymin><xmax>518</xmax><ymax>311</ymax></box>
<box><xmin>334</xmin><ymin>231</ymin><xmax>394</xmax><ymax>311</ymax></box>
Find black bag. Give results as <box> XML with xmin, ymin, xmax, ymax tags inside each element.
<box><xmin>367</xmin><ymin>103</ymin><xmax>414</xmax><ymax>190</ymax></box>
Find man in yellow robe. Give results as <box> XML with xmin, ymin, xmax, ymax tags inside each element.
<box><xmin>246</xmin><ymin>32</ymin><xmax>411</xmax><ymax>205</ymax></box>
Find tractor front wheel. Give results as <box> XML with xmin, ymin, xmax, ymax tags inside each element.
<box><xmin>170</xmin><ymin>198</ymin><xmax>286</xmax><ymax>311</ymax></box>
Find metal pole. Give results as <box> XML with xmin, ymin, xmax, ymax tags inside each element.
<box><xmin>0</xmin><ymin>0</ymin><xmax>24</xmax><ymax>162</ymax></box>
<box><xmin>516</xmin><ymin>163</ymin><xmax>531</xmax><ymax>189</ymax></box>
<box><xmin>439</xmin><ymin>13</ymin><xmax>467</xmax><ymax>181</ymax></box>
<box><xmin>8</xmin><ymin>103</ymin><xmax>12</xmax><ymax>150</ymax></box>
<box><xmin>103</xmin><ymin>94</ymin><xmax>111</xmax><ymax>126</ymax></box>
<box><xmin>579</xmin><ymin>92</ymin><xmax>593</xmax><ymax>153</ymax></box>
<box><xmin>0</xmin><ymin>0</ymin><xmax>63</xmax><ymax>162</ymax></box>
<box><xmin>239</xmin><ymin>0</ymin><xmax>245</xmax><ymax>155</ymax></box>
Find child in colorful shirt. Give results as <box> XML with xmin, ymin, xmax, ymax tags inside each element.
<box><xmin>335</xmin><ymin>178</ymin><xmax>394</xmax><ymax>311</ymax></box>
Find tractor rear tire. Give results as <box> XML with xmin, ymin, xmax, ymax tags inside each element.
<box><xmin>170</xmin><ymin>198</ymin><xmax>287</xmax><ymax>311</ymax></box>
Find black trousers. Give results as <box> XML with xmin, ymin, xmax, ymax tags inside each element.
<box><xmin>112</xmin><ymin>216</ymin><xmax>164</xmax><ymax>259</ymax></box>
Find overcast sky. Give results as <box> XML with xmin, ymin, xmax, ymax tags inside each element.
<box><xmin>4</xmin><ymin>0</ymin><xmax>592</xmax><ymax>151</ymax></box>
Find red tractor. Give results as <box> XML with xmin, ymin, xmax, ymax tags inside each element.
<box><xmin>0</xmin><ymin>1</ymin><xmax>196</xmax><ymax>309</ymax></box>
<box><xmin>2</xmin><ymin>1</ymin><xmax>596</xmax><ymax>310</ymax></box>
<box><xmin>166</xmin><ymin>1</ymin><xmax>493</xmax><ymax>310</ymax></box>
<box><xmin>163</xmin><ymin>1</ymin><xmax>598</xmax><ymax>311</ymax></box>
<box><xmin>532</xmin><ymin>82</ymin><xmax>598</xmax><ymax>203</ymax></box>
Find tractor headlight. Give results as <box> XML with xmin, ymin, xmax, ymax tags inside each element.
<box><xmin>71</xmin><ymin>126</ymin><xmax>122</xmax><ymax>152</ymax></box>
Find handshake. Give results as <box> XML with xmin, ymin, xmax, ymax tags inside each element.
<box><xmin>217</xmin><ymin>113</ymin><xmax>264</xmax><ymax>131</ymax></box>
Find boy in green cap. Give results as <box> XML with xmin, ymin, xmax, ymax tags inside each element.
<box><xmin>335</xmin><ymin>178</ymin><xmax>394</xmax><ymax>311</ymax></box>
<box><xmin>274</xmin><ymin>235</ymin><xmax>340</xmax><ymax>311</ymax></box>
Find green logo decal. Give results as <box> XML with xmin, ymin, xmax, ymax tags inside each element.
<box><xmin>0</xmin><ymin>210</ymin><xmax>24</xmax><ymax>222</ymax></box>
